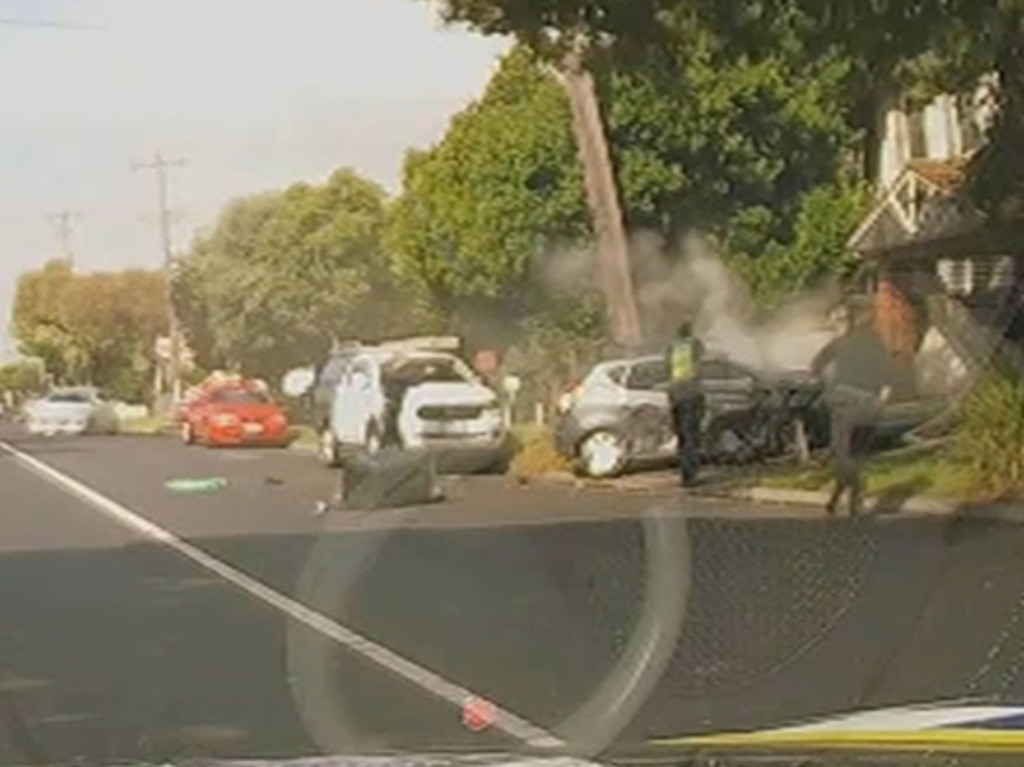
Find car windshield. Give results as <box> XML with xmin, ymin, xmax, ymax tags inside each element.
<box><xmin>389</xmin><ymin>357</ymin><xmax>471</xmax><ymax>384</ymax></box>
<box><xmin>214</xmin><ymin>389</ymin><xmax>270</xmax><ymax>405</ymax></box>
<box><xmin>46</xmin><ymin>392</ymin><xmax>92</xmax><ymax>404</ymax></box>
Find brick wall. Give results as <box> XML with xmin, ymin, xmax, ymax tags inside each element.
<box><xmin>875</xmin><ymin>266</ymin><xmax>918</xmax><ymax>356</ymax></box>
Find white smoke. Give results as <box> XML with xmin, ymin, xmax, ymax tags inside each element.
<box><xmin>542</xmin><ymin>231</ymin><xmax>840</xmax><ymax>373</ymax></box>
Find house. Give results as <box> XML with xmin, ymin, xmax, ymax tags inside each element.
<box><xmin>848</xmin><ymin>82</ymin><xmax>1019</xmax><ymax>396</ymax></box>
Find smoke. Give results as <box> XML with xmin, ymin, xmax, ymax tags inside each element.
<box><xmin>541</xmin><ymin>231</ymin><xmax>841</xmax><ymax>373</ymax></box>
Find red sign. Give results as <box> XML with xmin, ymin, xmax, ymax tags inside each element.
<box><xmin>461</xmin><ymin>696</ymin><xmax>497</xmax><ymax>732</ymax></box>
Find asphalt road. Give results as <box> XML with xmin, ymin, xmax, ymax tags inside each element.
<box><xmin>4</xmin><ymin>425</ymin><xmax>1024</xmax><ymax>765</ymax></box>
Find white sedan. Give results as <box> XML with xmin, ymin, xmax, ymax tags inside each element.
<box><xmin>24</xmin><ymin>388</ymin><xmax>120</xmax><ymax>436</ymax></box>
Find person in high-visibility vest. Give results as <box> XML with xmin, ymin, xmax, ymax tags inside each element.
<box><xmin>666</xmin><ymin>320</ymin><xmax>706</xmax><ymax>487</ymax></box>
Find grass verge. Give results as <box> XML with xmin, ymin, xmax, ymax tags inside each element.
<box><xmin>757</xmin><ymin>443</ymin><xmax>970</xmax><ymax>502</ymax></box>
<box><xmin>119</xmin><ymin>416</ymin><xmax>173</xmax><ymax>436</ymax></box>
<box><xmin>508</xmin><ymin>424</ymin><xmax>574</xmax><ymax>480</ymax></box>
<box><xmin>288</xmin><ymin>425</ymin><xmax>318</xmax><ymax>450</ymax></box>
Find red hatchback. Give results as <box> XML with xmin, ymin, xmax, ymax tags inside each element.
<box><xmin>180</xmin><ymin>384</ymin><xmax>290</xmax><ymax>448</ymax></box>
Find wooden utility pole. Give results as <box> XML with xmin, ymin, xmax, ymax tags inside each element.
<box><xmin>133</xmin><ymin>151</ymin><xmax>186</xmax><ymax>404</ymax></box>
<box><xmin>557</xmin><ymin>46</ymin><xmax>643</xmax><ymax>350</ymax></box>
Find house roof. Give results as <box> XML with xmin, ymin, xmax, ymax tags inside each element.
<box><xmin>906</xmin><ymin>156</ymin><xmax>971</xmax><ymax>194</ymax></box>
<box><xmin>848</xmin><ymin>154</ymin><xmax>983</xmax><ymax>259</ymax></box>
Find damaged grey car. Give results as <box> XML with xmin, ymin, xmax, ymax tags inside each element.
<box><xmin>554</xmin><ymin>354</ymin><xmax>831</xmax><ymax>478</ymax></box>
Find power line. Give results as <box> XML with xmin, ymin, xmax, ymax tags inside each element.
<box><xmin>133</xmin><ymin>151</ymin><xmax>186</xmax><ymax>404</ymax></box>
<box><xmin>0</xmin><ymin>17</ymin><xmax>99</xmax><ymax>30</ymax></box>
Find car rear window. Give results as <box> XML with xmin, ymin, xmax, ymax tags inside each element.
<box><xmin>625</xmin><ymin>360</ymin><xmax>669</xmax><ymax>391</ymax></box>
<box><xmin>595</xmin><ymin>364</ymin><xmax>627</xmax><ymax>386</ymax></box>
<box><xmin>214</xmin><ymin>389</ymin><xmax>270</xmax><ymax>405</ymax></box>
<box><xmin>388</xmin><ymin>358</ymin><xmax>466</xmax><ymax>384</ymax></box>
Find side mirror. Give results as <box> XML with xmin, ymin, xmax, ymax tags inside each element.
<box><xmin>282</xmin><ymin>367</ymin><xmax>316</xmax><ymax>398</ymax></box>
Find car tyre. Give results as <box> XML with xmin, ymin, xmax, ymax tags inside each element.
<box><xmin>577</xmin><ymin>429</ymin><xmax>628</xmax><ymax>479</ymax></box>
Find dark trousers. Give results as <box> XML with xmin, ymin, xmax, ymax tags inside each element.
<box><xmin>827</xmin><ymin>400</ymin><xmax>876</xmax><ymax>516</ymax></box>
<box><xmin>670</xmin><ymin>389</ymin><xmax>704</xmax><ymax>486</ymax></box>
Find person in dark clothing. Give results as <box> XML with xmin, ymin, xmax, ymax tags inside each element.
<box><xmin>666</xmin><ymin>320</ymin><xmax>706</xmax><ymax>487</ymax></box>
<box><xmin>811</xmin><ymin>305</ymin><xmax>892</xmax><ymax>516</ymax></box>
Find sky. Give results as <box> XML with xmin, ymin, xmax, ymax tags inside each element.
<box><xmin>0</xmin><ymin>0</ymin><xmax>510</xmax><ymax>361</ymax></box>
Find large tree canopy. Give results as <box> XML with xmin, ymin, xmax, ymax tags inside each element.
<box><xmin>385</xmin><ymin>47</ymin><xmax>587</xmax><ymax>323</ymax></box>
<box><xmin>387</xmin><ymin>29</ymin><xmax>865</xmax><ymax>334</ymax></box>
<box><xmin>176</xmin><ymin>168</ymin><xmax>431</xmax><ymax>380</ymax></box>
<box><xmin>433</xmin><ymin>0</ymin><xmax>1024</xmax><ymax>221</ymax></box>
<box><xmin>12</xmin><ymin>260</ymin><xmax>167</xmax><ymax>400</ymax></box>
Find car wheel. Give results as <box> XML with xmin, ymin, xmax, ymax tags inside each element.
<box><xmin>577</xmin><ymin>429</ymin><xmax>628</xmax><ymax>478</ymax></box>
<box><xmin>318</xmin><ymin>427</ymin><xmax>343</xmax><ymax>468</ymax></box>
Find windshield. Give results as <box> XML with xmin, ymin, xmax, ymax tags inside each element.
<box><xmin>213</xmin><ymin>389</ymin><xmax>270</xmax><ymax>405</ymax></box>
<box><xmin>389</xmin><ymin>357</ymin><xmax>472</xmax><ymax>385</ymax></box>
<box><xmin>45</xmin><ymin>392</ymin><xmax>92</xmax><ymax>404</ymax></box>
<box><xmin>0</xmin><ymin>2</ymin><xmax>1019</xmax><ymax>766</ymax></box>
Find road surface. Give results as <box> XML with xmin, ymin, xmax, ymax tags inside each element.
<box><xmin>2</xmin><ymin>425</ymin><xmax>1024</xmax><ymax>765</ymax></box>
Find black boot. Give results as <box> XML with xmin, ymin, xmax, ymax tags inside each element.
<box><xmin>825</xmin><ymin>485</ymin><xmax>843</xmax><ymax>516</ymax></box>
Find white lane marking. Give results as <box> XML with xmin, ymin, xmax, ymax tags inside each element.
<box><xmin>0</xmin><ymin>440</ymin><xmax>565</xmax><ymax>750</ymax></box>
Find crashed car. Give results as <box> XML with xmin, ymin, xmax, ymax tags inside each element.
<box><xmin>288</xmin><ymin>338</ymin><xmax>510</xmax><ymax>473</ymax></box>
<box><xmin>554</xmin><ymin>354</ymin><xmax>830</xmax><ymax>478</ymax></box>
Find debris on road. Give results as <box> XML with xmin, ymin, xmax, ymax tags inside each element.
<box><xmin>461</xmin><ymin>695</ymin><xmax>497</xmax><ymax>732</ymax></box>
<box><xmin>165</xmin><ymin>477</ymin><xmax>229</xmax><ymax>493</ymax></box>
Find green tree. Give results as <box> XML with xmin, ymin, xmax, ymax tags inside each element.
<box><xmin>386</xmin><ymin>47</ymin><xmax>587</xmax><ymax>330</ymax></box>
<box><xmin>389</xmin><ymin>34</ymin><xmax>863</xmax><ymax>325</ymax></box>
<box><xmin>0</xmin><ymin>359</ymin><xmax>45</xmax><ymax>394</ymax></box>
<box><xmin>13</xmin><ymin>260</ymin><xmax>86</xmax><ymax>384</ymax></box>
<box><xmin>12</xmin><ymin>261</ymin><xmax>167</xmax><ymax>400</ymax></box>
<box><xmin>177</xmin><ymin>168</ymin><xmax>426</xmax><ymax>380</ymax></box>
<box><xmin>598</xmin><ymin>12</ymin><xmax>856</xmax><ymax>248</ymax></box>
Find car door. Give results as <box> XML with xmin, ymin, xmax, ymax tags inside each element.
<box><xmin>622</xmin><ymin>358</ymin><xmax>674</xmax><ymax>454</ymax></box>
<box><xmin>331</xmin><ymin>356</ymin><xmax>377</xmax><ymax>446</ymax></box>
<box><xmin>191</xmin><ymin>392</ymin><xmax>221</xmax><ymax>440</ymax></box>
<box><xmin>701</xmin><ymin>358</ymin><xmax>760</xmax><ymax>414</ymax></box>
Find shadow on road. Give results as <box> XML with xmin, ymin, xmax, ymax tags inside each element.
<box><xmin>5</xmin><ymin>485</ymin><xmax>1024</xmax><ymax>764</ymax></box>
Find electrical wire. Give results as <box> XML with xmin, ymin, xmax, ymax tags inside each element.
<box><xmin>0</xmin><ymin>17</ymin><xmax>100</xmax><ymax>30</ymax></box>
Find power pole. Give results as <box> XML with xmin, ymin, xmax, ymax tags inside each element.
<box><xmin>48</xmin><ymin>209</ymin><xmax>80</xmax><ymax>267</ymax></box>
<box><xmin>133</xmin><ymin>151</ymin><xmax>186</xmax><ymax>405</ymax></box>
<box><xmin>557</xmin><ymin>46</ymin><xmax>643</xmax><ymax>351</ymax></box>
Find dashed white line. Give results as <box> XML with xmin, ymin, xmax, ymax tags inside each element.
<box><xmin>0</xmin><ymin>439</ymin><xmax>566</xmax><ymax>751</ymax></box>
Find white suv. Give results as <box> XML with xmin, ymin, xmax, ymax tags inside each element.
<box><xmin>318</xmin><ymin>345</ymin><xmax>509</xmax><ymax>472</ymax></box>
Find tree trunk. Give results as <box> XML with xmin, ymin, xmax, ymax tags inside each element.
<box><xmin>558</xmin><ymin>51</ymin><xmax>643</xmax><ymax>351</ymax></box>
